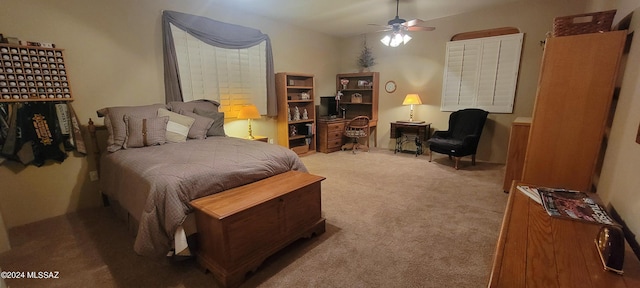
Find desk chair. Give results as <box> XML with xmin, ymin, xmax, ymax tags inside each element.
<box><xmin>341</xmin><ymin>116</ymin><xmax>370</xmax><ymax>153</ymax></box>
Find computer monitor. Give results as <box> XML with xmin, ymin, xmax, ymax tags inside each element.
<box><xmin>319</xmin><ymin>96</ymin><xmax>338</xmax><ymax>117</ymax></box>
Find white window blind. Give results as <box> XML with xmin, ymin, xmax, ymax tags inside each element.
<box><xmin>170</xmin><ymin>24</ymin><xmax>268</xmax><ymax>117</ymax></box>
<box><xmin>441</xmin><ymin>33</ymin><xmax>523</xmax><ymax>113</ymax></box>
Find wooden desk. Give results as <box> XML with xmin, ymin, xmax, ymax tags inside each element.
<box><xmin>316</xmin><ymin>118</ymin><xmax>348</xmax><ymax>153</ymax></box>
<box><xmin>489</xmin><ymin>183</ymin><xmax>640</xmax><ymax>288</ymax></box>
<box><xmin>317</xmin><ymin>117</ymin><xmax>377</xmax><ymax>153</ymax></box>
<box><xmin>390</xmin><ymin>121</ymin><xmax>431</xmax><ymax>156</ymax></box>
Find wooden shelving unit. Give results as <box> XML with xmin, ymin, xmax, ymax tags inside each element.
<box><xmin>275</xmin><ymin>72</ymin><xmax>316</xmax><ymax>156</ymax></box>
<box><xmin>335</xmin><ymin>72</ymin><xmax>379</xmax><ymax>147</ymax></box>
<box><xmin>0</xmin><ymin>43</ymin><xmax>73</xmax><ymax>102</ymax></box>
<box><xmin>336</xmin><ymin>72</ymin><xmax>379</xmax><ymax>126</ymax></box>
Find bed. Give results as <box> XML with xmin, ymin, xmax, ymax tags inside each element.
<box><xmin>89</xmin><ymin>100</ymin><xmax>309</xmax><ymax>258</ymax></box>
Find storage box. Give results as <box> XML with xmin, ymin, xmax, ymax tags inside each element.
<box><xmin>291</xmin><ymin>145</ymin><xmax>309</xmax><ymax>154</ymax></box>
<box><xmin>351</xmin><ymin>93</ymin><xmax>362</xmax><ymax>103</ymax></box>
<box><xmin>552</xmin><ymin>10</ymin><xmax>616</xmax><ymax>37</ymax></box>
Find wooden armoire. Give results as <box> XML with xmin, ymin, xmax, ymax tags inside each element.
<box><xmin>521</xmin><ymin>30</ymin><xmax>626</xmax><ymax>192</ymax></box>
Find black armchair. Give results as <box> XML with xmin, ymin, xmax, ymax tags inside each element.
<box><xmin>427</xmin><ymin>108</ymin><xmax>489</xmax><ymax>169</ymax></box>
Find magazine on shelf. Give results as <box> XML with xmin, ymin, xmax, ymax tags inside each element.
<box><xmin>516</xmin><ymin>185</ymin><xmax>542</xmax><ymax>204</ymax></box>
<box><xmin>536</xmin><ymin>187</ymin><xmax>616</xmax><ymax>226</ymax></box>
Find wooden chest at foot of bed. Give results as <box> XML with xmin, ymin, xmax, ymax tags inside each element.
<box><xmin>190</xmin><ymin>170</ymin><xmax>326</xmax><ymax>288</ymax></box>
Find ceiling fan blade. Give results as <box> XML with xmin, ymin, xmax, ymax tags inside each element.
<box><xmin>367</xmin><ymin>23</ymin><xmax>393</xmax><ymax>32</ymax></box>
<box><xmin>404</xmin><ymin>19</ymin><xmax>430</xmax><ymax>27</ymax></box>
<box><xmin>407</xmin><ymin>26</ymin><xmax>436</xmax><ymax>32</ymax></box>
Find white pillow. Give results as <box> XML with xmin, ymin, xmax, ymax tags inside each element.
<box><xmin>157</xmin><ymin>108</ymin><xmax>195</xmax><ymax>143</ymax></box>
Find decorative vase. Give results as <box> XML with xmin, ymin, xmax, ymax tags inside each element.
<box><xmin>340</xmin><ymin>79</ymin><xmax>349</xmax><ymax>90</ymax></box>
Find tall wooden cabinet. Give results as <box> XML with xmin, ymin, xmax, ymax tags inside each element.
<box><xmin>502</xmin><ymin>117</ymin><xmax>531</xmax><ymax>192</ymax></box>
<box><xmin>275</xmin><ymin>72</ymin><xmax>316</xmax><ymax>156</ymax></box>
<box><xmin>521</xmin><ymin>31</ymin><xmax>626</xmax><ymax>192</ymax></box>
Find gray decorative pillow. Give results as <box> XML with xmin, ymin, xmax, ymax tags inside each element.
<box><xmin>157</xmin><ymin>108</ymin><xmax>195</xmax><ymax>143</ymax></box>
<box><xmin>168</xmin><ymin>99</ymin><xmax>220</xmax><ymax>114</ymax></box>
<box><xmin>123</xmin><ymin>115</ymin><xmax>169</xmax><ymax>149</ymax></box>
<box><xmin>96</xmin><ymin>104</ymin><xmax>168</xmax><ymax>152</ymax></box>
<box><xmin>181</xmin><ymin>111</ymin><xmax>214</xmax><ymax>139</ymax></box>
<box><xmin>194</xmin><ymin>107</ymin><xmax>225</xmax><ymax>137</ymax></box>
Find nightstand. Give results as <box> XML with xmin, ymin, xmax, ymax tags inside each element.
<box><xmin>249</xmin><ymin>136</ymin><xmax>268</xmax><ymax>143</ymax></box>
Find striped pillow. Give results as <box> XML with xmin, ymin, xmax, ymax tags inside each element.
<box><xmin>158</xmin><ymin>108</ymin><xmax>195</xmax><ymax>143</ymax></box>
<box><xmin>123</xmin><ymin>115</ymin><xmax>169</xmax><ymax>149</ymax></box>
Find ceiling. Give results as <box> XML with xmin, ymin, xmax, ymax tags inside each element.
<box><xmin>207</xmin><ymin>0</ymin><xmax>523</xmax><ymax>37</ymax></box>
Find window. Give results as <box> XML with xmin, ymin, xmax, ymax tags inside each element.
<box><xmin>170</xmin><ymin>24</ymin><xmax>267</xmax><ymax>117</ymax></box>
<box><xmin>162</xmin><ymin>11</ymin><xmax>276</xmax><ymax>116</ymax></box>
<box><xmin>441</xmin><ymin>33</ymin><xmax>523</xmax><ymax>113</ymax></box>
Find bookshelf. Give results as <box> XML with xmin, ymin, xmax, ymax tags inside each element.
<box><xmin>275</xmin><ymin>72</ymin><xmax>316</xmax><ymax>156</ymax></box>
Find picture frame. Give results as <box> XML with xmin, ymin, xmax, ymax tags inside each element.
<box><xmin>357</xmin><ymin>80</ymin><xmax>368</xmax><ymax>88</ymax></box>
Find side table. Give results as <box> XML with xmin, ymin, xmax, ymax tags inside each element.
<box><xmin>390</xmin><ymin>122</ymin><xmax>431</xmax><ymax>156</ymax></box>
<box><xmin>243</xmin><ymin>136</ymin><xmax>268</xmax><ymax>143</ymax></box>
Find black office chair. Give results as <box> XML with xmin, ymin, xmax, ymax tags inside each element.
<box><xmin>427</xmin><ymin>108</ymin><xmax>489</xmax><ymax>169</ymax></box>
<box><xmin>341</xmin><ymin>116</ymin><xmax>370</xmax><ymax>154</ymax></box>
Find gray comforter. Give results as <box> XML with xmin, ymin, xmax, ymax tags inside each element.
<box><xmin>99</xmin><ymin>136</ymin><xmax>307</xmax><ymax>257</ymax></box>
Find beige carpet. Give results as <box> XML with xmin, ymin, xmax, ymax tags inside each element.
<box><xmin>0</xmin><ymin>148</ymin><xmax>508</xmax><ymax>288</ymax></box>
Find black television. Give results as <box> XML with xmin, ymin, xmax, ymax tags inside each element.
<box><xmin>319</xmin><ymin>96</ymin><xmax>338</xmax><ymax>117</ymax></box>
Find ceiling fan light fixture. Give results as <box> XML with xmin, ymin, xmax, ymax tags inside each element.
<box><xmin>390</xmin><ymin>33</ymin><xmax>404</xmax><ymax>47</ymax></box>
<box><xmin>381</xmin><ymin>31</ymin><xmax>411</xmax><ymax>47</ymax></box>
<box><xmin>403</xmin><ymin>34</ymin><xmax>412</xmax><ymax>44</ymax></box>
<box><xmin>373</xmin><ymin>0</ymin><xmax>434</xmax><ymax>48</ymax></box>
<box><xmin>380</xmin><ymin>35</ymin><xmax>392</xmax><ymax>46</ymax></box>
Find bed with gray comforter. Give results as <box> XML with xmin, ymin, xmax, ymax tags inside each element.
<box><xmin>99</xmin><ymin>136</ymin><xmax>307</xmax><ymax>257</ymax></box>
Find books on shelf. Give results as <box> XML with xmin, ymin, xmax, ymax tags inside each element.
<box><xmin>516</xmin><ymin>185</ymin><xmax>617</xmax><ymax>226</ymax></box>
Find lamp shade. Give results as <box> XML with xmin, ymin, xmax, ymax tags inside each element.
<box><xmin>402</xmin><ymin>94</ymin><xmax>422</xmax><ymax>105</ymax></box>
<box><xmin>237</xmin><ymin>105</ymin><xmax>261</xmax><ymax>119</ymax></box>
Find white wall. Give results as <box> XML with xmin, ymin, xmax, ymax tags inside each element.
<box><xmin>598</xmin><ymin>1</ymin><xmax>640</xmax><ymax>247</ymax></box>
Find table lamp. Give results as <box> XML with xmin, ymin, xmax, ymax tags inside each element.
<box><xmin>402</xmin><ymin>94</ymin><xmax>422</xmax><ymax>122</ymax></box>
<box><xmin>238</xmin><ymin>104</ymin><xmax>261</xmax><ymax>139</ymax></box>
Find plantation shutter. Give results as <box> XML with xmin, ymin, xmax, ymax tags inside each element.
<box><xmin>170</xmin><ymin>24</ymin><xmax>268</xmax><ymax>117</ymax></box>
<box><xmin>441</xmin><ymin>33</ymin><xmax>523</xmax><ymax>113</ymax></box>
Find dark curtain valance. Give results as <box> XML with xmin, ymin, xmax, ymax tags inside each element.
<box><xmin>162</xmin><ymin>10</ymin><xmax>277</xmax><ymax>116</ymax></box>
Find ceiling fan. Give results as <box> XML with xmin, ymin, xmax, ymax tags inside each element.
<box><xmin>370</xmin><ymin>0</ymin><xmax>435</xmax><ymax>47</ymax></box>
